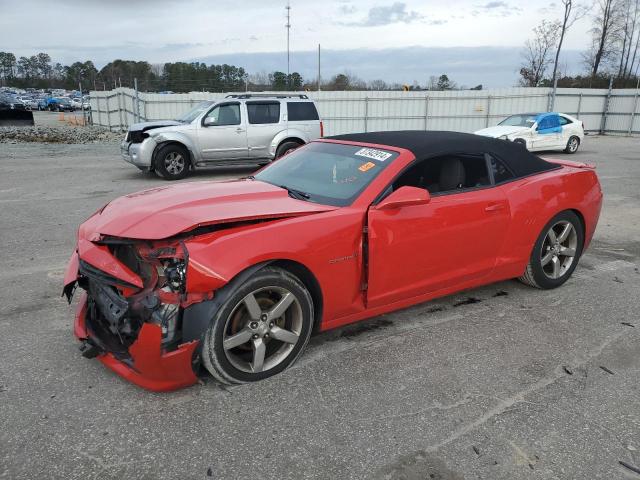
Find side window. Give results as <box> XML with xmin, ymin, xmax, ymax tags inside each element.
<box><xmin>287</xmin><ymin>102</ymin><xmax>319</xmax><ymax>121</ymax></box>
<box><xmin>204</xmin><ymin>103</ymin><xmax>240</xmax><ymax>126</ymax></box>
<box><xmin>488</xmin><ymin>154</ymin><xmax>514</xmax><ymax>184</ymax></box>
<box><xmin>247</xmin><ymin>101</ymin><xmax>280</xmax><ymax>124</ymax></box>
<box><xmin>559</xmin><ymin>116</ymin><xmax>571</xmax><ymax>126</ymax></box>
<box><xmin>392</xmin><ymin>153</ymin><xmax>490</xmax><ymax>195</ymax></box>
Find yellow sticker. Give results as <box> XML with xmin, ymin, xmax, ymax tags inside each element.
<box><xmin>359</xmin><ymin>161</ymin><xmax>376</xmax><ymax>172</ymax></box>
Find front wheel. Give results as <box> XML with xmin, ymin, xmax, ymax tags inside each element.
<box><xmin>202</xmin><ymin>267</ymin><xmax>314</xmax><ymax>384</ymax></box>
<box><xmin>519</xmin><ymin>210</ymin><xmax>584</xmax><ymax>289</ymax></box>
<box><xmin>565</xmin><ymin>136</ymin><xmax>580</xmax><ymax>154</ymax></box>
<box><xmin>154</xmin><ymin>144</ymin><xmax>190</xmax><ymax>180</ymax></box>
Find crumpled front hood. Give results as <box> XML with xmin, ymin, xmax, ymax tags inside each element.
<box><xmin>474</xmin><ymin>125</ymin><xmax>530</xmax><ymax>137</ymax></box>
<box><xmin>80</xmin><ymin>180</ymin><xmax>337</xmax><ymax>240</ymax></box>
<box><xmin>128</xmin><ymin>120</ymin><xmax>182</xmax><ymax>132</ymax></box>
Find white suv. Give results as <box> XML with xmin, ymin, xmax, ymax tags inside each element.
<box><xmin>121</xmin><ymin>94</ymin><xmax>323</xmax><ymax>180</ymax></box>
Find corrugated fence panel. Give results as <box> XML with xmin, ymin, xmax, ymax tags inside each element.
<box><xmin>89</xmin><ymin>87</ymin><xmax>639</xmax><ymax>135</ymax></box>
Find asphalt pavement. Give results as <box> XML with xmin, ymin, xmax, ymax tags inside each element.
<box><xmin>0</xmin><ymin>135</ymin><xmax>639</xmax><ymax>479</ymax></box>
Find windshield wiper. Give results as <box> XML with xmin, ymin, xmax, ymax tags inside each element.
<box><xmin>279</xmin><ymin>184</ymin><xmax>310</xmax><ymax>200</ymax></box>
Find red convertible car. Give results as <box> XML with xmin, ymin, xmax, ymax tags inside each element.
<box><xmin>63</xmin><ymin>131</ymin><xmax>602</xmax><ymax>391</ymax></box>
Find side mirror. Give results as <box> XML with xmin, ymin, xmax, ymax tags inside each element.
<box><xmin>376</xmin><ymin>186</ymin><xmax>430</xmax><ymax>210</ymax></box>
<box><xmin>203</xmin><ymin>117</ymin><xmax>217</xmax><ymax>127</ymax></box>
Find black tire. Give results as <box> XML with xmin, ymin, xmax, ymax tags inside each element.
<box><xmin>202</xmin><ymin>266</ymin><xmax>314</xmax><ymax>385</ymax></box>
<box><xmin>513</xmin><ymin>138</ymin><xmax>527</xmax><ymax>149</ymax></box>
<box><xmin>564</xmin><ymin>136</ymin><xmax>580</xmax><ymax>154</ymax></box>
<box><xmin>518</xmin><ymin>210</ymin><xmax>584</xmax><ymax>289</ymax></box>
<box><xmin>275</xmin><ymin>140</ymin><xmax>302</xmax><ymax>159</ymax></box>
<box><xmin>154</xmin><ymin>143</ymin><xmax>190</xmax><ymax>180</ymax></box>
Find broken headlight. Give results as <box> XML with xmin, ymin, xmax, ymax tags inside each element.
<box><xmin>162</xmin><ymin>259</ymin><xmax>186</xmax><ymax>292</ymax></box>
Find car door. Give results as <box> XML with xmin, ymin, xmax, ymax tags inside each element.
<box><xmin>531</xmin><ymin>113</ymin><xmax>562</xmax><ymax>151</ymax></box>
<box><xmin>366</xmin><ymin>153</ymin><xmax>510</xmax><ymax>308</ymax></box>
<box><xmin>246</xmin><ymin>101</ymin><xmax>283</xmax><ymax>160</ymax></box>
<box><xmin>197</xmin><ymin>102</ymin><xmax>248</xmax><ymax>161</ymax></box>
<box><xmin>558</xmin><ymin>114</ymin><xmax>576</xmax><ymax>145</ymax></box>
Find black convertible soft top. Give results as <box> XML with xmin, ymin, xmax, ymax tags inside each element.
<box><xmin>327</xmin><ymin>130</ymin><xmax>558</xmax><ymax>178</ymax></box>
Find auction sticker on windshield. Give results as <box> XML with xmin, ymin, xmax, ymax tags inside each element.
<box><xmin>354</xmin><ymin>148</ymin><xmax>393</xmax><ymax>162</ymax></box>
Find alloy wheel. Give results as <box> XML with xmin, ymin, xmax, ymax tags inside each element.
<box><xmin>568</xmin><ymin>138</ymin><xmax>579</xmax><ymax>152</ymax></box>
<box><xmin>164</xmin><ymin>152</ymin><xmax>185</xmax><ymax>175</ymax></box>
<box><xmin>222</xmin><ymin>286</ymin><xmax>303</xmax><ymax>373</ymax></box>
<box><xmin>540</xmin><ymin>220</ymin><xmax>578</xmax><ymax>279</ymax></box>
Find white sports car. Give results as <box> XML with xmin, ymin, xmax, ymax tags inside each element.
<box><xmin>474</xmin><ymin>113</ymin><xmax>584</xmax><ymax>154</ymax></box>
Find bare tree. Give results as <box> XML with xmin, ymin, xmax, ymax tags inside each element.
<box><xmin>585</xmin><ymin>0</ymin><xmax>622</xmax><ymax>77</ymax></box>
<box><xmin>519</xmin><ymin>20</ymin><xmax>562</xmax><ymax>86</ymax></box>
<box><xmin>551</xmin><ymin>1</ymin><xmax>591</xmax><ymax>85</ymax></box>
<box><xmin>368</xmin><ymin>79</ymin><xmax>388</xmax><ymax>90</ymax></box>
<box><xmin>617</xmin><ymin>0</ymin><xmax>640</xmax><ymax>78</ymax></box>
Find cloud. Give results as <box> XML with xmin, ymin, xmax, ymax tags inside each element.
<box><xmin>478</xmin><ymin>1</ymin><xmax>508</xmax><ymax>8</ymax></box>
<box><xmin>473</xmin><ymin>1</ymin><xmax>521</xmax><ymax>16</ymax></box>
<box><xmin>345</xmin><ymin>2</ymin><xmax>424</xmax><ymax>27</ymax></box>
<box><xmin>339</xmin><ymin>4</ymin><xmax>357</xmax><ymax>14</ymax></box>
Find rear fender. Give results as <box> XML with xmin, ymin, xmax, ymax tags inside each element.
<box><xmin>270</xmin><ymin>128</ymin><xmax>308</xmax><ymax>157</ymax></box>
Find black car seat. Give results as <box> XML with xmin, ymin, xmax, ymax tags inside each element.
<box><xmin>437</xmin><ymin>158</ymin><xmax>466</xmax><ymax>192</ymax></box>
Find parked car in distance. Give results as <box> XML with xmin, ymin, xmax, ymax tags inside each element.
<box><xmin>474</xmin><ymin>112</ymin><xmax>584</xmax><ymax>154</ymax></box>
<box><xmin>70</xmin><ymin>97</ymin><xmax>83</xmax><ymax>110</ymax></box>
<box><xmin>64</xmin><ymin>130</ymin><xmax>603</xmax><ymax>391</ymax></box>
<box><xmin>25</xmin><ymin>98</ymin><xmax>40</xmax><ymax>110</ymax></box>
<box><xmin>121</xmin><ymin>94</ymin><xmax>324</xmax><ymax>180</ymax></box>
<box><xmin>0</xmin><ymin>93</ymin><xmax>27</xmax><ymax>110</ymax></box>
<box><xmin>48</xmin><ymin>97</ymin><xmax>74</xmax><ymax>112</ymax></box>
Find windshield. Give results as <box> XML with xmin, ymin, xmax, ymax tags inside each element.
<box><xmin>58</xmin><ymin>98</ymin><xmax>70</xmax><ymax>104</ymax></box>
<box><xmin>498</xmin><ymin>114</ymin><xmax>538</xmax><ymax>127</ymax></box>
<box><xmin>175</xmin><ymin>101</ymin><xmax>215</xmax><ymax>123</ymax></box>
<box><xmin>254</xmin><ymin>142</ymin><xmax>398</xmax><ymax>207</ymax></box>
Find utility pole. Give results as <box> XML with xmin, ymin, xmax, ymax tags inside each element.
<box><xmin>317</xmin><ymin>43</ymin><xmax>321</xmax><ymax>91</ymax></box>
<box><xmin>286</xmin><ymin>1</ymin><xmax>291</xmax><ymax>88</ymax></box>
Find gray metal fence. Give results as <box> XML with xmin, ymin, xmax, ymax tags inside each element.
<box><xmin>89</xmin><ymin>87</ymin><xmax>640</xmax><ymax>136</ymax></box>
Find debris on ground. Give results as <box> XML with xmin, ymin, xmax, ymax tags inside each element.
<box><xmin>0</xmin><ymin>126</ymin><xmax>122</xmax><ymax>144</ymax></box>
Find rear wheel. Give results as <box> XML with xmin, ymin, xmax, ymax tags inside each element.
<box><xmin>154</xmin><ymin>144</ymin><xmax>190</xmax><ymax>180</ymax></box>
<box><xmin>275</xmin><ymin>141</ymin><xmax>302</xmax><ymax>159</ymax></box>
<box><xmin>202</xmin><ymin>267</ymin><xmax>314</xmax><ymax>384</ymax></box>
<box><xmin>564</xmin><ymin>136</ymin><xmax>580</xmax><ymax>154</ymax></box>
<box><xmin>519</xmin><ymin>211</ymin><xmax>584</xmax><ymax>289</ymax></box>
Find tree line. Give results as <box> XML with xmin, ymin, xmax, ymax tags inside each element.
<box><xmin>0</xmin><ymin>51</ymin><xmax>469</xmax><ymax>93</ymax></box>
<box><xmin>520</xmin><ymin>0</ymin><xmax>640</xmax><ymax>88</ymax></box>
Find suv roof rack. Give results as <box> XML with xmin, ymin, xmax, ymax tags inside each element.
<box><xmin>225</xmin><ymin>93</ymin><xmax>309</xmax><ymax>99</ymax></box>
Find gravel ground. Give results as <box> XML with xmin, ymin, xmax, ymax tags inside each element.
<box><xmin>0</xmin><ymin>136</ymin><xmax>639</xmax><ymax>480</ymax></box>
<box><xmin>0</xmin><ymin>111</ymin><xmax>122</xmax><ymax>144</ymax></box>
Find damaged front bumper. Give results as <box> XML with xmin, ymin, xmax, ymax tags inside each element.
<box><xmin>64</xmin><ymin>240</ymin><xmax>202</xmax><ymax>392</ymax></box>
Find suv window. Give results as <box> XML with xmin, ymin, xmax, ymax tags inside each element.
<box><xmin>204</xmin><ymin>103</ymin><xmax>240</xmax><ymax>126</ymax></box>
<box><xmin>247</xmin><ymin>101</ymin><xmax>280</xmax><ymax>124</ymax></box>
<box><xmin>287</xmin><ymin>102</ymin><xmax>319</xmax><ymax>121</ymax></box>
<box><xmin>392</xmin><ymin>153</ymin><xmax>490</xmax><ymax>195</ymax></box>
<box><xmin>488</xmin><ymin>154</ymin><xmax>514</xmax><ymax>184</ymax></box>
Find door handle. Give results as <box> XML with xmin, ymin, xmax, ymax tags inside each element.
<box><xmin>484</xmin><ymin>203</ymin><xmax>505</xmax><ymax>212</ymax></box>
<box><xmin>235</xmin><ymin>128</ymin><xmax>245</xmax><ymax>133</ymax></box>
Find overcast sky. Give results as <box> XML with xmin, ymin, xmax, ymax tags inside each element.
<box><xmin>0</xmin><ymin>0</ymin><xmax>591</xmax><ymax>87</ymax></box>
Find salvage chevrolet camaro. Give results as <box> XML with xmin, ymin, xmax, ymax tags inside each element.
<box><xmin>63</xmin><ymin>131</ymin><xmax>603</xmax><ymax>391</ymax></box>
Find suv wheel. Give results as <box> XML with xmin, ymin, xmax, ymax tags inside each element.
<box><xmin>154</xmin><ymin>144</ymin><xmax>190</xmax><ymax>180</ymax></box>
<box><xmin>275</xmin><ymin>141</ymin><xmax>302</xmax><ymax>159</ymax></box>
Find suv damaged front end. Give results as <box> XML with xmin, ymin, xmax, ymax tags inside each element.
<box><xmin>64</xmin><ymin>235</ymin><xmax>211</xmax><ymax>391</ymax></box>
